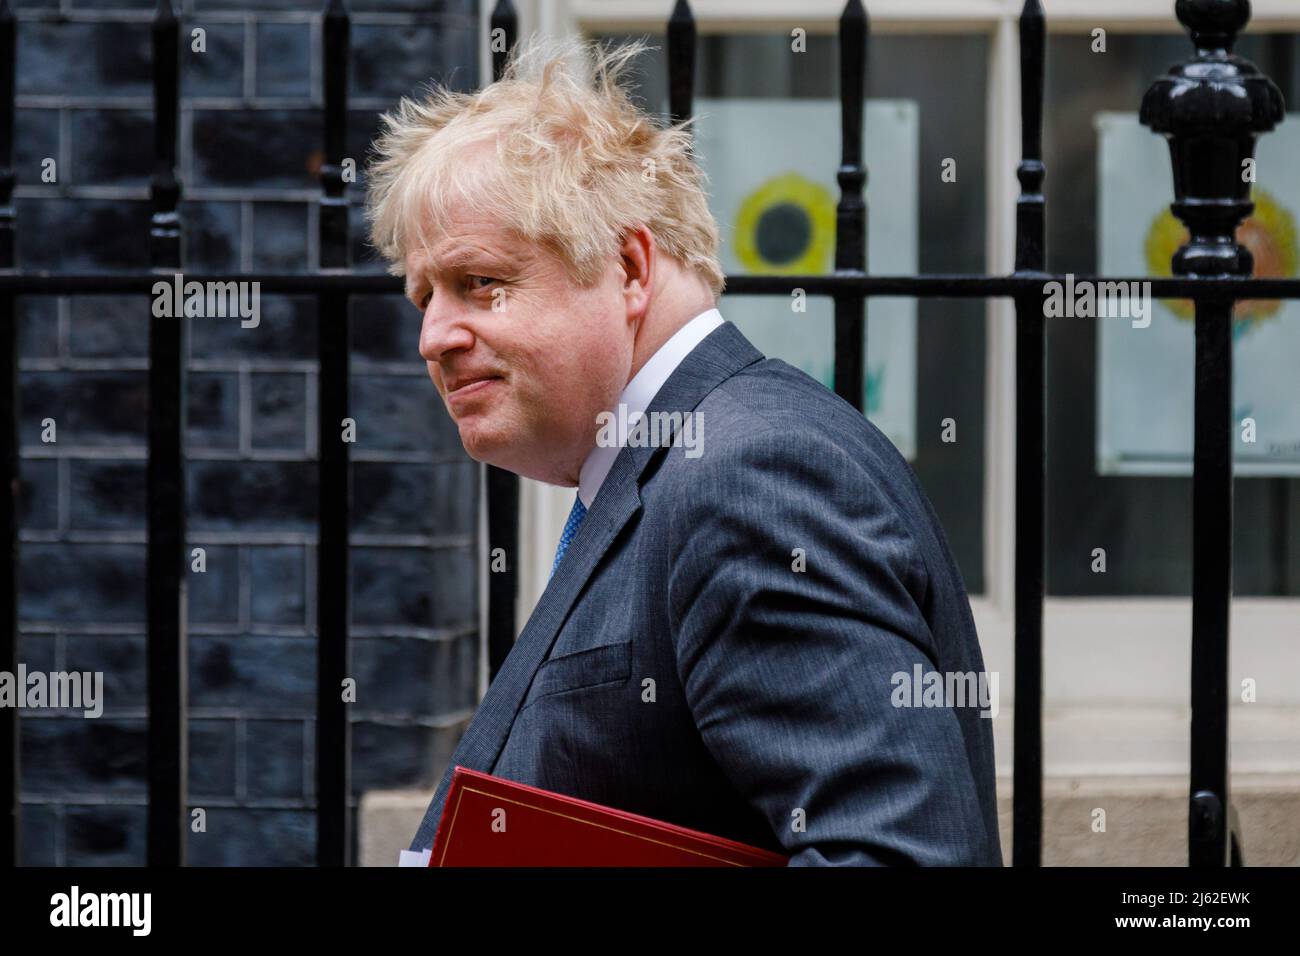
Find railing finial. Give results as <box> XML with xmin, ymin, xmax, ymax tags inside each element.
<box><xmin>149</xmin><ymin>0</ymin><xmax>182</xmax><ymax>270</ymax></box>
<box><xmin>0</xmin><ymin>0</ymin><xmax>14</xmax><ymax>270</ymax></box>
<box><xmin>490</xmin><ymin>0</ymin><xmax>518</xmax><ymax>83</ymax></box>
<box><xmin>319</xmin><ymin>0</ymin><xmax>350</xmax><ymax>270</ymax></box>
<box><xmin>1176</xmin><ymin>0</ymin><xmax>1251</xmax><ymax>54</ymax></box>
<box><xmin>831</xmin><ymin>0</ymin><xmax>868</xmax><ymax>411</ymax></box>
<box><xmin>1140</xmin><ymin>0</ymin><xmax>1283</xmax><ymax>278</ymax></box>
<box><xmin>667</xmin><ymin>0</ymin><xmax>695</xmax><ymax>125</ymax></box>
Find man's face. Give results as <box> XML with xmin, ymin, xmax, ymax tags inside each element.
<box><xmin>406</xmin><ymin>203</ymin><xmax>634</xmax><ymax>485</ymax></box>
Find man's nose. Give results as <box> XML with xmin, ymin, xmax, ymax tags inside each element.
<box><xmin>418</xmin><ymin>300</ymin><xmax>475</xmax><ymax>365</ymax></box>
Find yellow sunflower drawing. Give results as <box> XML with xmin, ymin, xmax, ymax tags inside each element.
<box><xmin>733</xmin><ymin>173</ymin><xmax>837</xmax><ymax>275</ymax></box>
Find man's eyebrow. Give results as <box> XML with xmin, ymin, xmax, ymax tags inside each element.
<box><xmin>405</xmin><ymin>245</ymin><xmax>524</xmax><ymax>301</ymax></box>
<box><xmin>425</xmin><ymin>246</ymin><xmax>517</xmax><ymax>276</ymax></box>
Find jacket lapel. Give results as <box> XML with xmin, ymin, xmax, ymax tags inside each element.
<box><xmin>410</xmin><ymin>321</ymin><xmax>764</xmax><ymax>849</ymax></box>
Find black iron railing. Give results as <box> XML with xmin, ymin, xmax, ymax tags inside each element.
<box><xmin>0</xmin><ymin>0</ymin><xmax>1287</xmax><ymax>867</ymax></box>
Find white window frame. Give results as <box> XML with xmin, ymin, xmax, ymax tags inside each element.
<box><xmin>483</xmin><ymin>0</ymin><xmax>1300</xmax><ymax>774</ymax></box>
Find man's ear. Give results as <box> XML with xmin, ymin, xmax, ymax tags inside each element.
<box><xmin>619</xmin><ymin>225</ymin><xmax>655</xmax><ymax>322</ymax></box>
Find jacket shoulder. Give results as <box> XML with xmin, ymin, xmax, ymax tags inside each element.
<box><xmin>686</xmin><ymin>356</ymin><xmax>908</xmax><ymax>475</ymax></box>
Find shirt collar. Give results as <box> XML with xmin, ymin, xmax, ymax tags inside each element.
<box><xmin>577</xmin><ymin>307</ymin><xmax>725</xmax><ymax>508</ymax></box>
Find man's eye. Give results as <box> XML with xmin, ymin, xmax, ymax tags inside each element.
<box><xmin>465</xmin><ymin>275</ymin><xmax>497</xmax><ymax>291</ymax></box>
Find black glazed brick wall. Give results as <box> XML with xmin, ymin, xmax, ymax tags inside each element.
<box><xmin>13</xmin><ymin>0</ymin><xmax>481</xmax><ymax>866</ymax></box>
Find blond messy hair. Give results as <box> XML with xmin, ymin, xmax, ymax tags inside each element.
<box><xmin>364</xmin><ymin>35</ymin><xmax>725</xmax><ymax>298</ymax></box>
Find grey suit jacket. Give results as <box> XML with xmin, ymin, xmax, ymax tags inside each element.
<box><xmin>410</xmin><ymin>320</ymin><xmax>1003</xmax><ymax>866</ymax></box>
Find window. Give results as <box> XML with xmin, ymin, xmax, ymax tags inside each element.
<box><xmin>1043</xmin><ymin>32</ymin><xmax>1300</xmax><ymax>596</ymax></box>
<box><xmin>591</xmin><ymin>30</ymin><xmax>991</xmax><ymax>593</ymax></box>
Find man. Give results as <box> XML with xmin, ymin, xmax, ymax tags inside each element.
<box><xmin>366</xmin><ymin>37</ymin><xmax>1002</xmax><ymax>866</ymax></box>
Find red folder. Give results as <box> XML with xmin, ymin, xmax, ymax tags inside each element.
<box><xmin>428</xmin><ymin>766</ymin><xmax>789</xmax><ymax>867</ymax></box>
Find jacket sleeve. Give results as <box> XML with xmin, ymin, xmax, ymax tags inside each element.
<box><xmin>664</xmin><ymin>426</ymin><xmax>996</xmax><ymax>866</ymax></box>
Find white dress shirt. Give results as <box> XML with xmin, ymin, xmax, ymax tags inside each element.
<box><xmin>576</xmin><ymin>307</ymin><xmax>725</xmax><ymax>508</ymax></box>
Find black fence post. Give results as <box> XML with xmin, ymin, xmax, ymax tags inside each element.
<box><xmin>1140</xmin><ymin>0</ymin><xmax>1283</xmax><ymax>868</ymax></box>
<box><xmin>317</xmin><ymin>0</ymin><xmax>353</xmax><ymax>867</ymax></box>
<box><xmin>833</xmin><ymin>0</ymin><xmax>868</xmax><ymax>412</ymax></box>
<box><xmin>667</xmin><ymin>0</ymin><xmax>695</xmax><ymax>126</ymax></box>
<box><xmin>146</xmin><ymin>0</ymin><xmax>187</xmax><ymax>867</ymax></box>
<box><xmin>485</xmin><ymin>0</ymin><xmax>518</xmax><ymax>681</ymax></box>
<box><xmin>0</xmin><ymin>0</ymin><xmax>17</xmax><ymax>870</ymax></box>
<box><xmin>489</xmin><ymin>0</ymin><xmax>518</xmax><ymax>89</ymax></box>
<box><xmin>1012</xmin><ymin>0</ymin><xmax>1046</xmax><ymax>869</ymax></box>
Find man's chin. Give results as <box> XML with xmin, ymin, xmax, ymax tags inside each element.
<box><xmin>460</xmin><ymin>432</ymin><xmax>563</xmax><ymax>484</ymax></box>
<box><xmin>458</xmin><ymin>424</ymin><xmax>514</xmax><ymax>468</ymax></box>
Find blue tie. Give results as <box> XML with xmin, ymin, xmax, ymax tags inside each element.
<box><xmin>550</xmin><ymin>493</ymin><xmax>588</xmax><ymax>578</ymax></box>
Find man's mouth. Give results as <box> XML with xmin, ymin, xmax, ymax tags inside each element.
<box><xmin>446</xmin><ymin>374</ymin><xmax>504</xmax><ymax>401</ymax></box>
